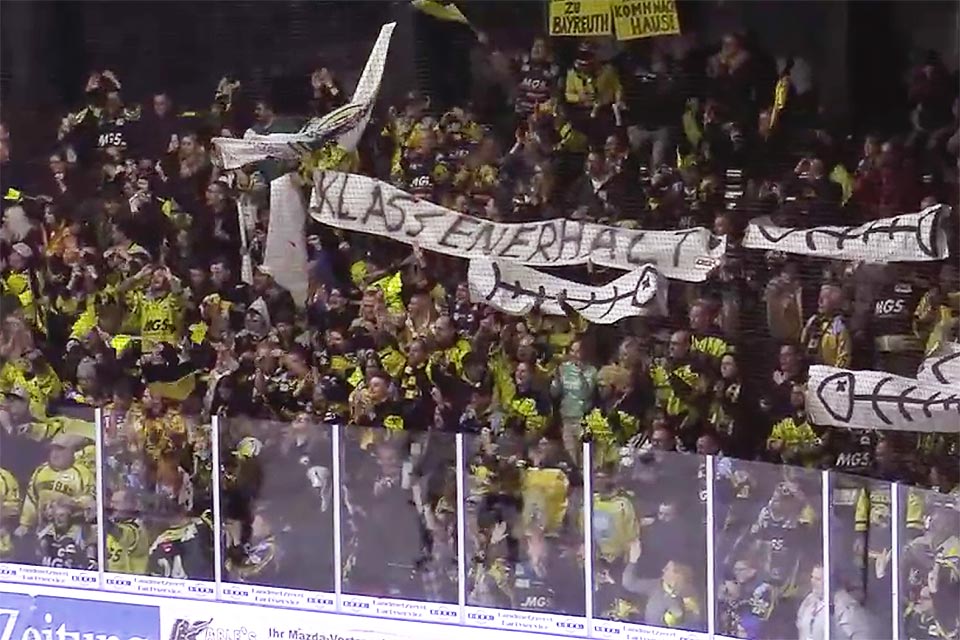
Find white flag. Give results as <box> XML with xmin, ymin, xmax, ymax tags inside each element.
<box><xmin>212</xmin><ymin>22</ymin><xmax>396</xmax><ymax>169</ymax></box>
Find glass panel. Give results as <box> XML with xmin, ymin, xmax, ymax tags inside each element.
<box><xmin>219</xmin><ymin>415</ymin><xmax>335</xmax><ymax>596</ymax></box>
<box><xmin>899</xmin><ymin>485</ymin><xmax>959</xmax><ymax>640</ymax></box>
<box><xmin>592</xmin><ymin>448</ymin><xmax>708</xmax><ymax>634</ymax></box>
<box><xmin>340</xmin><ymin>426</ymin><xmax>460</xmax><ymax>604</ymax></box>
<box><xmin>828</xmin><ymin>472</ymin><xmax>895</xmax><ymax>639</ymax></box>
<box><xmin>713</xmin><ymin>458</ymin><xmax>823</xmax><ymax>639</ymax></box>
<box><xmin>0</xmin><ymin>401</ymin><xmax>99</xmax><ymax>575</ymax></box>
<box><xmin>100</xmin><ymin>401</ymin><xmax>214</xmax><ymax>588</ymax></box>
<box><xmin>463</xmin><ymin>432</ymin><xmax>585</xmax><ymax>630</ymax></box>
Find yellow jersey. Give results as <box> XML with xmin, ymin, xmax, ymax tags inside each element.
<box><xmin>3</xmin><ymin>270</ymin><xmax>40</xmax><ymax>330</ymax></box>
<box><xmin>592</xmin><ymin>492</ymin><xmax>639</xmax><ymax>563</ymax></box>
<box><xmin>106</xmin><ymin>519</ymin><xmax>150</xmax><ymax>575</ymax></box>
<box><xmin>132</xmin><ymin>291</ymin><xmax>183</xmax><ymax>347</ymax></box>
<box><xmin>0</xmin><ymin>467</ymin><xmax>20</xmax><ymax>559</ymax></box>
<box><xmin>0</xmin><ymin>360</ymin><xmax>63</xmax><ymax>418</ymax></box>
<box><xmin>520</xmin><ymin>467</ymin><xmax>569</xmax><ymax>536</ymax></box>
<box><xmin>20</xmin><ymin>463</ymin><xmax>95</xmax><ymax>529</ymax></box>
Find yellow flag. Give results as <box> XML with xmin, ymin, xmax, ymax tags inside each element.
<box><xmin>3</xmin><ymin>188</ymin><xmax>23</xmax><ymax>202</ymax></box>
<box><xmin>411</xmin><ymin>0</ymin><xmax>470</xmax><ymax>25</ymax></box>
<box><xmin>148</xmin><ymin>371</ymin><xmax>197</xmax><ymax>402</ymax></box>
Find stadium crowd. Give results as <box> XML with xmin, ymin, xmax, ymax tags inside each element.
<box><xmin>0</xmin><ymin>11</ymin><xmax>957</xmax><ymax>640</ymax></box>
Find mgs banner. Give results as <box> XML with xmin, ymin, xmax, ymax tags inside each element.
<box><xmin>611</xmin><ymin>0</ymin><xmax>680</xmax><ymax>40</ymax></box>
<box><xmin>807</xmin><ymin>365</ymin><xmax>960</xmax><ymax>434</ymax></box>
<box><xmin>468</xmin><ymin>259</ymin><xmax>665</xmax><ymax>323</ymax></box>
<box><xmin>549</xmin><ymin>0</ymin><xmax>613</xmax><ymax>37</ymax></box>
<box><xmin>743</xmin><ymin>205</ymin><xmax>951</xmax><ymax>262</ymax></box>
<box><xmin>310</xmin><ymin>171</ymin><xmax>724</xmax><ymax>282</ymax></box>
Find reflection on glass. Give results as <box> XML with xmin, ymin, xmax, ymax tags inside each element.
<box><xmin>101</xmin><ymin>391</ymin><xmax>214</xmax><ymax>580</ymax></box>
<box><xmin>828</xmin><ymin>474</ymin><xmax>895</xmax><ymax>639</ymax></box>
<box><xmin>341</xmin><ymin>427</ymin><xmax>459</xmax><ymax>603</ymax></box>
<box><xmin>714</xmin><ymin>459</ymin><xmax>822</xmax><ymax>639</ymax></box>
<box><xmin>592</xmin><ymin>450</ymin><xmax>707</xmax><ymax>632</ymax></box>
<box><xmin>900</xmin><ymin>486</ymin><xmax>959</xmax><ymax>640</ymax></box>
<box><xmin>0</xmin><ymin>398</ymin><xmax>98</xmax><ymax>570</ymax></box>
<box><xmin>464</xmin><ymin>434</ymin><xmax>585</xmax><ymax>616</ymax></box>
<box><xmin>219</xmin><ymin>414</ymin><xmax>335</xmax><ymax>591</ymax></box>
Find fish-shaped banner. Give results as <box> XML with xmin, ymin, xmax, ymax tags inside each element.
<box><xmin>808</xmin><ymin>365</ymin><xmax>960</xmax><ymax>433</ymax></box>
<box><xmin>743</xmin><ymin>205</ymin><xmax>951</xmax><ymax>262</ymax></box>
<box><xmin>917</xmin><ymin>342</ymin><xmax>960</xmax><ymax>387</ymax></box>
<box><xmin>468</xmin><ymin>258</ymin><xmax>666</xmax><ymax>324</ymax></box>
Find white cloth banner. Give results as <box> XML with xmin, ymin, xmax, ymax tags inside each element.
<box><xmin>468</xmin><ymin>259</ymin><xmax>666</xmax><ymax>324</ymax></box>
<box><xmin>310</xmin><ymin>171</ymin><xmax>725</xmax><ymax>282</ymax></box>
<box><xmin>917</xmin><ymin>342</ymin><xmax>960</xmax><ymax>387</ymax></box>
<box><xmin>235</xmin><ymin>194</ymin><xmax>258</xmax><ymax>284</ymax></box>
<box><xmin>263</xmin><ymin>174</ymin><xmax>310</xmax><ymax>306</ymax></box>
<box><xmin>212</xmin><ymin>22</ymin><xmax>396</xmax><ymax>169</ymax></box>
<box><xmin>807</xmin><ymin>365</ymin><xmax>960</xmax><ymax>433</ymax></box>
<box><xmin>743</xmin><ymin>205</ymin><xmax>950</xmax><ymax>262</ymax></box>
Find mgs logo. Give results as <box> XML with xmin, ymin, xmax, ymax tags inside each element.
<box><xmin>167</xmin><ymin>621</ymin><xmax>211</xmax><ymax>640</ymax></box>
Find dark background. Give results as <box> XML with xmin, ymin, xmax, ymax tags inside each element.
<box><xmin>1</xmin><ymin>0</ymin><xmax>957</xmax><ymax>158</ymax></box>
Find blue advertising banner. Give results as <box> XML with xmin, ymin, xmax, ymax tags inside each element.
<box><xmin>0</xmin><ymin>594</ymin><xmax>161</xmax><ymax>640</ymax></box>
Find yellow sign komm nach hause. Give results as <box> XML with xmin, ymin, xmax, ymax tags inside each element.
<box><xmin>612</xmin><ymin>0</ymin><xmax>680</xmax><ymax>40</ymax></box>
<box><xmin>549</xmin><ymin>0</ymin><xmax>613</xmax><ymax>37</ymax></box>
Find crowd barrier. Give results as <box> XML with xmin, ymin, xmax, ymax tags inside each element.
<box><xmin>1</xmin><ymin>411</ymin><xmax>957</xmax><ymax>640</ymax></box>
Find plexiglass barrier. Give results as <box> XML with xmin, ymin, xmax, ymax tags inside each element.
<box><xmin>827</xmin><ymin>473</ymin><xmax>895</xmax><ymax>639</ymax></box>
<box><xmin>898</xmin><ymin>485</ymin><xmax>959</xmax><ymax>640</ymax></box>
<box><xmin>462</xmin><ymin>432</ymin><xmax>585</xmax><ymax>636</ymax></box>
<box><xmin>339</xmin><ymin>426</ymin><xmax>460</xmax><ymax>621</ymax></box>
<box><xmin>2</xmin><ymin>409</ymin><xmax>956</xmax><ymax>640</ymax></box>
<box><xmin>592</xmin><ymin>448</ymin><xmax>708</xmax><ymax>639</ymax></box>
<box><xmin>218</xmin><ymin>415</ymin><xmax>335</xmax><ymax>609</ymax></box>
<box><xmin>712</xmin><ymin>458</ymin><xmax>823</xmax><ymax>640</ymax></box>
<box><xmin>99</xmin><ymin>405</ymin><xmax>215</xmax><ymax>598</ymax></box>
<box><xmin>0</xmin><ymin>402</ymin><xmax>99</xmax><ymax>588</ymax></box>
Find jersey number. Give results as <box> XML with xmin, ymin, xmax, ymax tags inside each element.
<box><xmin>564</xmin><ymin>2</ymin><xmax>581</xmax><ymax>15</ymax></box>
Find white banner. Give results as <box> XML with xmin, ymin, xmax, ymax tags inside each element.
<box><xmin>264</xmin><ymin>174</ymin><xmax>310</xmax><ymax>306</ymax></box>
<box><xmin>236</xmin><ymin>194</ymin><xmax>257</xmax><ymax>285</ymax></box>
<box><xmin>917</xmin><ymin>342</ymin><xmax>960</xmax><ymax>387</ymax></box>
<box><xmin>212</xmin><ymin>22</ymin><xmax>395</xmax><ymax>169</ymax></box>
<box><xmin>0</xmin><ymin>562</ymin><xmax>99</xmax><ymax>590</ymax></box>
<box><xmin>468</xmin><ymin>259</ymin><xmax>665</xmax><ymax>323</ymax></box>
<box><xmin>219</xmin><ymin>583</ymin><xmax>336</xmax><ymax>612</ymax></box>
<box><xmin>743</xmin><ymin>205</ymin><xmax>950</xmax><ymax>262</ymax></box>
<box><xmin>807</xmin><ymin>365</ymin><xmax>960</xmax><ymax>433</ymax></box>
<box><xmin>310</xmin><ymin>172</ymin><xmax>725</xmax><ymax>282</ymax></box>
